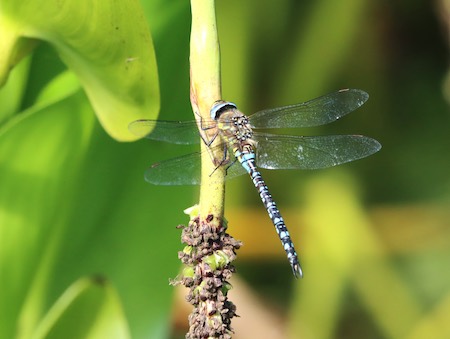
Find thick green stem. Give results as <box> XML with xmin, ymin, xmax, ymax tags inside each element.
<box><xmin>189</xmin><ymin>0</ymin><xmax>226</xmax><ymax>223</ymax></box>
<box><xmin>178</xmin><ymin>1</ymin><xmax>239</xmax><ymax>338</ymax></box>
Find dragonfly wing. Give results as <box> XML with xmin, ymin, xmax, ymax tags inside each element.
<box><xmin>129</xmin><ymin>119</ymin><xmax>202</xmax><ymax>145</ymax></box>
<box><xmin>253</xmin><ymin>133</ymin><xmax>381</xmax><ymax>170</ymax></box>
<box><xmin>249</xmin><ymin>89</ymin><xmax>369</xmax><ymax>129</ymax></box>
<box><xmin>145</xmin><ymin>151</ymin><xmax>202</xmax><ymax>185</ymax></box>
<box><xmin>144</xmin><ymin>146</ymin><xmax>247</xmax><ymax>185</ymax></box>
<box><xmin>223</xmin><ymin>158</ymin><xmax>247</xmax><ymax>180</ymax></box>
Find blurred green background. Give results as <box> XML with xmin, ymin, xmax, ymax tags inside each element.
<box><xmin>1</xmin><ymin>0</ymin><xmax>449</xmax><ymax>338</ymax></box>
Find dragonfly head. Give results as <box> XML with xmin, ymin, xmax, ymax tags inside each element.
<box><xmin>210</xmin><ymin>100</ymin><xmax>237</xmax><ymax>120</ymax></box>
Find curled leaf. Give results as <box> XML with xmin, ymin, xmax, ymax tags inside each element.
<box><xmin>0</xmin><ymin>0</ymin><xmax>159</xmax><ymax>141</ymax></box>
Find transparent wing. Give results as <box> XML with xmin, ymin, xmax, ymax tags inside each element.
<box><xmin>253</xmin><ymin>133</ymin><xmax>381</xmax><ymax>170</ymax></box>
<box><xmin>144</xmin><ymin>147</ymin><xmax>246</xmax><ymax>186</ymax></box>
<box><xmin>129</xmin><ymin>119</ymin><xmax>202</xmax><ymax>145</ymax></box>
<box><xmin>249</xmin><ymin>89</ymin><xmax>369</xmax><ymax>129</ymax></box>
<box><xmin>144</xmin><ymin>151</ymin><xmax>203</xmax><ymax>185</ymax></box>
<box><xmin>142</xmin><ymin>133</ymin><xmax>381</xmax><ymax>184</ymax></box>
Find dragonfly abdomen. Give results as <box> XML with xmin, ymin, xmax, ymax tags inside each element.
<box><xmin>237</xmin><ymin>146</ymin><xmax>303</xmax><ymax>278</ymax></box>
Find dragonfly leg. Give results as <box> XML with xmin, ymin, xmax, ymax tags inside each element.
<box><xmin>224</xmin><ymin>158</ymin><xmax>238</xmax><ymax>174</ymax></box>
<box><xmin>207</xmin><ymin>143</ymin><xmax>234</xmax><ymax>178</ymax></box>
<box><xmin>202</xmin><ymin>130</ymin><xmax>219</xmax><ymax>147</ymax></box>
<box><xmin>218</xmin><ymin>143</ymin><xmax>235</xmax><ymax>168</ymax></box>
<box><xmin>198</xmin><ymin>116</ymin><xmax>219</xmax><ymax>147</ymax></box>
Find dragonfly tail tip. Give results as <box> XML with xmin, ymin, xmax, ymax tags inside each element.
<box><xmin>292</xmin><ymin>263</ymin><xmax>303</xmax><ymax>279</ymax></box>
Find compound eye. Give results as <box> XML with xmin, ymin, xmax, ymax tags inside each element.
<box><xmin>210</xmin><ymin>101</ymin><xmax>237</xmax><ymax>119</ymax></box>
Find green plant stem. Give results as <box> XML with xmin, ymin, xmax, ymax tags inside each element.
<box><xmin>180</xmin><ymin>1</ymin><xmax>239</xmax><ymax>338</ymax></box>
<box><xmin>189</xmin><ymin>0</ymin><xmax>226</xmax><ymax>223</ymax></box>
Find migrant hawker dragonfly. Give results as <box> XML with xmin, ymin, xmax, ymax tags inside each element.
<box><xmin>130</xmin><ymin>89</ymin><xmax>381</xmax><ymax>277</ymax></box>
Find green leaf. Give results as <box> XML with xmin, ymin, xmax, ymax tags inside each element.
<box><xmin>0</xmin><ymin>0</ymin><xmax>159</xmax><ymax>141</ymax></box>
<box><xmin>32</xmin><ymin>277</ymin><xmax>130</xmax><ymax>339</ymax></box>
<box><xmin>0</xmin><ymin>82</ymin><xmax>187</xmax><ymax>338</ymax></box>
<box><xmin>0</xmin><ymin>2</ymin><xmax>193</xmax><ymax>338</ymax></box>
<box><xmin>0</xmin><ymin>55</ymin><xmax>30</xmax><ymax>124</ymax></box>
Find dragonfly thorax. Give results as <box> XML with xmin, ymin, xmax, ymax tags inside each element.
<box><xmin>231</xmin><ymin>115</ymin><xmax>253</xmax><ymax>141</ymax></box>
<box><xmin>217</xmin><ymin>109</ymin><xmax>254</xmax><ymax>143</ymax></box>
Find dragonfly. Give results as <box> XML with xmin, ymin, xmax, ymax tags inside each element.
<box><xmin>129</xmin><ymin>89</ymin><xmax>381</xmax><ymax>278</ymax></box>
